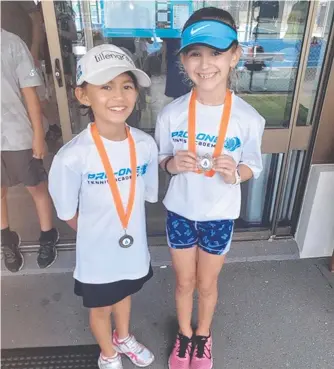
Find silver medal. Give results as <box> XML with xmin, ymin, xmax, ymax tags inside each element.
<box><xmin>198</xmin><ymin>154</ymin><xmax>214</xmax><ymax>172</ymax></box>
<box><xmin>119</xmin><ymin>234</ymin><xmax>134</xmax><ymax>248</ymax></box>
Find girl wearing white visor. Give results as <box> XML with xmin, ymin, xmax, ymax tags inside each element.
<box><xmin>49</xmin><ymin>44</ymin><xmax>158</xmax><ymax>369</ymax></box>
<box><xmin>155</xmin><ymin>8</ymin><xmax>265</xmax><ymax>369</ymax></box>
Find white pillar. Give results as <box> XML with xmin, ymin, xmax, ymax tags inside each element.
<box><xmin>295</xmin><ymin>164</ymin><xmax>334</xmax><ymax>258</ymax></box>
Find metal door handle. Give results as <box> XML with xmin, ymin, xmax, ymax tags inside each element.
<box><xmin>54</xmin><ymin>58</ymin><xmax>63</xmax><ymax>87</ymax></box>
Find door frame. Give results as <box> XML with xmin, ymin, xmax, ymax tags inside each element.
<box><xmin>42</xmin><ymin>1</ymin><xmax>73</xmax><ymax>142</ymax></box>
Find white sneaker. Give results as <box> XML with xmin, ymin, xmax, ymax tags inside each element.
<box><xmin>98</xmin><ymin>353</ymin><xmax>123</xmax><ymax>369</ymax></box>
<box><xmin>113</xmin><ymin>331</ymin><xmax>155</xmax><ymax>367</ymax></box>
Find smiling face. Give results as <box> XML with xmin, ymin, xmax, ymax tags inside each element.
<box><xmin>75</xmin><ymin>72</ymin><xmax>138</xmax><ymax>125</ymax></box>
<box><xmin>181</xmin><ymin>45</ymin><xmax>240</xmax><ymax>94</ymax></box>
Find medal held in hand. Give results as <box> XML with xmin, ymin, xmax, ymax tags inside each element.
<box><xmin>91</xmin><ymin>123</ymin><xmax>136</xmax><ymax>248</ymax></box>
<box><xmin>188</xmin><ymin>89</ymin><xmax>232</xmax><ymax>177</ymax></box>
<box><xmin>198</xmin><ymin>153</ymin><xmax>214</xmax><ymax>172</ymax></box>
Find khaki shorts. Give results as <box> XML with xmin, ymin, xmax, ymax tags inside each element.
<box><xmin>1</xmin><ymin>150</ymin><xmax>48</xmax><ymax>188</ymax></box>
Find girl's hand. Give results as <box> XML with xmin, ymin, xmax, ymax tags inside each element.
<box><xmin>214</xmin><ymin>155</ymin><xmax>237</xmax><ymax>184</ymax></box>
<box><xmin>172</xmin><ymin>150</ymin><xmax>197</xmax><ymax>173</ymax></box>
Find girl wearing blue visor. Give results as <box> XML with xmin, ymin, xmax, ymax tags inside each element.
<box><xmin>155</xmin><ymin>7</ymin><xmax>265</xmax><ymax>369</ymax></box>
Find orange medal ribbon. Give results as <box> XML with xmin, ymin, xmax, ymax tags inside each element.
<box><xmin>91</xmin><ymin>123</ymin><xmax>137</xmax><ymax>238</ymax></box>
<box><xmin>188</xmin><ymin>89</ymin><xmax>232</xmax><ymax>177</ymax></box>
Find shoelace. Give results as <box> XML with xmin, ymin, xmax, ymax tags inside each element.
<box><xmin>176</xmin><ymin>334</ymin><xmax>191</xmax><ymax>358</ymax></box>
<box><xmin>194</xmin><ymin>336</ymin><xmax>211</xmax><ymax>359</ymax></box>
<box><xmin>3</xmin><ymin>246</ymin><xmax>17</xmax><ymax>263</ymax></box>
<box><xmin>122</xmin><ymin>335</ymin><xmax>144</xmax><ymax>354</ymax></box>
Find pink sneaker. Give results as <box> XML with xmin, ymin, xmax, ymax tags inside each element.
<box><xmin>190</xmin><ymin>335</ymin><xmax>213</xmax><ymax>369</ymax></box>
<box><xmin>168</xmin><ymin>333</ymin><xmax>192</xmax><ymax>369</ymax></box>
<box><xmin>112</xmin><ymin>331</ymin><xmax>154</xmax><ymax>367</ymax></box>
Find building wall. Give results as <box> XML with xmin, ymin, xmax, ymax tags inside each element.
<box><xmin>296</xmin><ymin>57</ymin><xmax>334</xmax><ymax>257</ymax></box>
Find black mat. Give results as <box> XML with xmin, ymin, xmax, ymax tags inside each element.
<box><xmin>1</xmin><ymin>345</ymin><xmax>100</xmax><ymax>369</ymax></box>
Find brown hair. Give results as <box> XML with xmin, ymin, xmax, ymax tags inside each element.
<box><xmin>183</xmin><ymin>7</ymin><xmax>237</xmax><ymax>32</ymax></box>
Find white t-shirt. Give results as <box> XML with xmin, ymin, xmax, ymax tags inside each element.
<box><xmin>49</xmin><ymin>124</ymin><xmax>158</xmax><ymax>284</ymax></box>
<box><xmin>1</xmin><ymin>29</ymin><xmax>42</xmax><ymax>151</ymax></box>
<box><xmin>155</xmin><ymin>92</ymin><xmax>265</xmax><ymax>221</ymax></box>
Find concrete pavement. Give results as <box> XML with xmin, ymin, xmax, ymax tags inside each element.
<box><xmin>1</xmin><ymin>258</ymin><xmax>333</xmax><ymax>369</ymax></box>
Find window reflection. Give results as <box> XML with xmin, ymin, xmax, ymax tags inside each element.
<box><xmin>296</xmin><ymin>1</ymin><xmax>334</xmax><ymax>126</ymax></box>
<box><xmin>69</xmin><ymin>1</ymin><xmax>333</xmax><ymax>131</ymax></box>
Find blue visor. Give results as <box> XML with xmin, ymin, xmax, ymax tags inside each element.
<box><xmin>180</xmin><ymin>20</ymin><xmax>238</xmax><ymax>53</ymax></box>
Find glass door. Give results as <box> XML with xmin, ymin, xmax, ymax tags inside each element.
<box><xmin>41</xmin><ymin>0</ymin><xmax>334</xmax><ymax>245</ymax></box>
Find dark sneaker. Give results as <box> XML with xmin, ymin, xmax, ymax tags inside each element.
<box><xmin>45</xmin><ymin>124</ymin><xmax>62</xmax><ymax>141</ymax></box>
<box><xmin>37</xmin><ymin>228</ymin><xmax>59</xmax><ymax>269</ymax></box>
<box><xmin>1</xmin><ymin>230</ymin><xmax>23</xmax><ymax>273</ymax></box>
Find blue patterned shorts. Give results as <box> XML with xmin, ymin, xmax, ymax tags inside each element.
<box><xmin>166</xmin><ymin>211</ymin><xmax>234</xmax><ymax>255</ymax></box>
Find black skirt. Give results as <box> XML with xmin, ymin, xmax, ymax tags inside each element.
<box><xmin>74</xmin><ymin>265</ymin><xmax>153</xmax><ymax>308</ymax></box>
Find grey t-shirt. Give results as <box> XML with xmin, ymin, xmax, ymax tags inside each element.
<box><xmin>1</xmin><ymin>1</ymin><xmax>38</xmax><ymax>50</ymax></box>
<box><xmin>1</xmin><ymin>30</ymin><xmax>42</xmax><ymax>151</ymax></box>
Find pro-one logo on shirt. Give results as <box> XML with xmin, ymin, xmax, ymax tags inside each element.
<box><xmin>171</xmin><ymin>131</ymin><xmax>241</xmax><ymax>152</ymax></box>
<box><xmin>87</xmin><ymin>163</ymin><xmax>148</xmax><ymax>184</ymax></box>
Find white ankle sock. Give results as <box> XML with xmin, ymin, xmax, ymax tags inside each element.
<box><xmin>117</xmin><ymin>334</ymin><xmax>130</xmax><ymax>343</ymax></box>
<box><xmin>101</xmin><ymin>352</ymin><xmax>118</xmax><ymax>361</ymax></box>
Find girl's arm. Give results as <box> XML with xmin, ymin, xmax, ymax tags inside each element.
<box><xmin>238</xmin><ymin>116</ymin><xmax>266</xmax><ymax>180</ymax></box>
<box><xmin>161</xmin><ymin>151</ymin><xmax>197</xmax><ymax>175</ymax></box>
<box><xmin>215</xmin><ymin>115</ymin><xmax>266</xmax><ymax>183</ymax></box>
<box><xmin>237</xmin><ymin>163</ymin><xmax>254</xmax><ymax>183</ymax></box>
<box><xmin>66</xmin><ymin>213</ymin><xmax>78</xmax><ymax>231</ymax></box>
<box><xmin>214</xmin><ymin>156</ymin><xmax>255</xmax><ymax>184</ymax></box>
<box><xmin>48</xmin><ymin>155</ymin><xmax>81</xmax><ymax>228</ymax></box>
